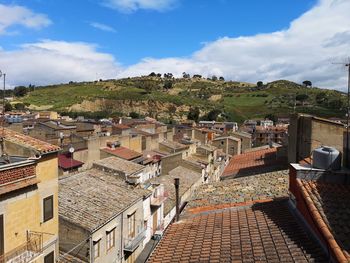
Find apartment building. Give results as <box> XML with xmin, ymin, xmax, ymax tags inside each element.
<box><xmin>0</xmin><ymin>128</ymin><xmax>60</xmax><ymax>263</ymax></box>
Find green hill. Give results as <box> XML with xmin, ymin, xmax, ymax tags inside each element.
<box><xmin>20</xmin><ymin>77</ymin><xmax>346</xmax><ymax>123</ymax></box>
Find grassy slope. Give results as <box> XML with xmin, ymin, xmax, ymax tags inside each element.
<box><xmin>21</xmin><ymin>78</ymin><xmax>346</xmax><ymax>122</ymax></box>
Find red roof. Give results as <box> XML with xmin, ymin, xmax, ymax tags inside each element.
<box><xmin>222</xmin><ymin>147</ymin><xmax>287</xmax><ymax>179</ymax></box>
<box><xmin>101</xmin><ymin>146</ymin><xmax>142</xmax><ymax>160</ymax></box>
<box><xmin>297</xmin><ymin>179</ymin><xmax>350</xmax><ymax>262</ymax></box>
<box><xmin>0</xmin><ymin>128</ymin><xmax>60</xmax><ymax>155</ymax></box>
<box><xmin>58</xmin><ymin>154</ymin><xmax>84</xmax><ymax>170</ymax></box>
<box><xmin>148</xmin><ymin>199</ymin><xmax>327</xmax><ymax>262</ymax></box>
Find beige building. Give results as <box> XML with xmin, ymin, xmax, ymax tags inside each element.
<box><xmin>59</xmin><ymin>169</ymin><xmax>150</xmax><ymax>263</ymax></box>
<box><xmin>212</xmin><ymin>136</ymin><xmax>241</xmax><ymax>156</ymax></box>
<box><xmin>0</xmin><ymin>128</ymin><xmax>60</xmax><ymax>263</ymax></box>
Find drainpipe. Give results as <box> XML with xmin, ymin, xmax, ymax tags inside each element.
<box><xmin>174</xmin><ymin>178</ymin><xmax>180</xmax><ymax>222</ymax></box>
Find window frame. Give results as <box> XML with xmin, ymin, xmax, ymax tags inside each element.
<box><xmin>128</xmin><ymin>212</ymin><xmax>136</xmax><ymax>238</ymax></box>
<box><xmin>43</xmin><ymin>195</ymin><xmax>54</xmax><ymax>222</ymax></box>
<box><xmin>93</xmin><ymin>240</ymin><xmax>100</xmax><ymax>259</ymax></box>
<box><xmin>106</xmin><ymin>228</ymin><xmax>115</xmax><ymax>251</ymax></box>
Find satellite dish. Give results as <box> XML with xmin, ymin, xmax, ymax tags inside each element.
<box><xmin>106</xmin><ymin>132</ymin><xmax>110</xmax><ymax>136</ymax></box>
<box><xmin>69</xmin><ymin>147</ymin><xmax>75</xmax><ymax>153</ymax></box>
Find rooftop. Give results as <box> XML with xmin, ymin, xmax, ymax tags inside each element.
<box><xmin>0</xmin><ymin>128</ymin><xmax>60</xmax><ymax>155</ymax></box>
<box><xmin>159</xmin><ymin>140</ymin><xmax>189</xmax><ymax>151</ymax></box>
<box><xmin>222</xmin><ymin>147</ymin><xmax>287</xmax><ymax>179</ymax></box>
<box><xmin>58</xmin><ymin>154</ymin><xmax>84</xmax><ymax>170</ymax></box>
<box><xmin>148</xmin><ymin>199</ymin><xmax>327</xmax><ymax>263</ymax></box>
<box><xmin>298</xmin><ymin>178</ymin><xmax>350</xmax><ymax>261</ymax></box>
<box><xmin>101</xmin><ymin>146</ymin><xmax>142</xmax><ymax>160</ymax></box>
<box><xmin>93</xmin><ymin>156</ymin><xmax>144</xmax><ymax>175</ymax></box>
<box><xmin>188</xmin><ymin>170</ymin><xmax>289</xmax><ymax>210</ymax></box>
<box><xmin>149</xmin><ymin>166</ymin><xmax>201</xmax><ymax>215</ymax></box>
<box><xmin>59</xmin><ymin>169</ymin><xmax>150</xmax><ymax>231</ymax></box>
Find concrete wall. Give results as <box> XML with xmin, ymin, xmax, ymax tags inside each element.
<box><xmin>161</xmin><ymin>152</ymin><xmax>183</xmax><ymax>175</ymax></box>
<box><xmin>232</xmin><ymin>132</ymin><xmax>252</xmax><ymax>153</ymax></box>
<box><xmin>288</xmin><ymin>114</ymin><xmax>347</xmax><ymax>165</ymax></box>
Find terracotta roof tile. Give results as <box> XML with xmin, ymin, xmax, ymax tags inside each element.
<box><xmin>222</xmin><ymin>147</ymin><xmax>287</xmax><ymax>179</ymax></box>
<box><xmin>0</xmin><ymin>128</ymin><xmax>60</xmax><ymax>155</ymax></box>
<box><xmin>148</xmin><ymin>200</ymin><xmax>327</xmax><ymax>263</ymax></box>
<box><xmin>101</xmin><ymin>146</ymin><xmax>142</xmax><ymax>160</ymax></box>
<box><xmin>298</xmin><ymin>179</ymin><xmax>350</xmax><ymax>262</ymax></box>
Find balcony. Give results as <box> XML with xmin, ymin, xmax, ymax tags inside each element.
<box><xmin>124</xmin><ymin>228</ymin><xmax>146</xmax><ymax>253</ymax></box>
<box><xmin>0</xmin><ymin>232</ymin><xmax>43</xmax><ymax>263</ymax></box>
<box><xmin>150</xmin><ymin>193</ymin><xmax>167</xmax><ymax>207</ymax></box>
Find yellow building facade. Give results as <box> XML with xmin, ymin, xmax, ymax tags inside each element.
<box><xmin>0</xmin><ymin>128</ymin><xmax>60</xmax><ymax>263</ymax></box>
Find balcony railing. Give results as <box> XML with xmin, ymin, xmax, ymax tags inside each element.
<box><xmin>0</xmin><ymin>232</ymin><xmax>43</xmax><ymax>263</ymax></box>
<box><xmin>124</xmin><ymin>228</ymin><xmax>146</xmax><ymax>252</ymax></box>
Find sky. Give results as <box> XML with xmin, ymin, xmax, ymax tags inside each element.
<box><xmin>0</xmin><ymin>0</ymin><xmax>349</xmax><ymax>90</ymax></box>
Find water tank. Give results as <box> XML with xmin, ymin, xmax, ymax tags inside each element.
<box><xmin>312</xmin><ymin>146</ymin><xmax>341</xmax><ymax>170</ymax></box>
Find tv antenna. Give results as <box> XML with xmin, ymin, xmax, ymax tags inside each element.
<box><xmin>332</xmin><ymin>59</ymin><xmax>350</xmax><ymax>166</ymax></box>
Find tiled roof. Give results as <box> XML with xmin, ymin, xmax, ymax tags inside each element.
<box><xmin>101</xmin><ymin>146</ymin><xmax>142</xmax><ymax>160</ymax></box>
<box><xmin>59</xmin><ymin>169</ymin><xmax>150</xmax><ymax>231</ymax></box>
<box><xmin>189</xmin><ymin>170</ymin><xmax>289</xmax><ymax>209</ymax></box>
<box><xmin>222</xmin><ymin>147</ymin><xmax>287</xmax><ymax>179</ymax></box>
<box><xmin>298</xmin><ymin>179</ymin><xmax>350</xmax><ymax>262</ymax></box>
<box><xmin>148</xmin><ymin>199</ymin><xmax>327</xmax><ymax>263</ymax></box>
<box><xmin>0</xmin><ymin>128</ymin><xmax>60</xmax><ymax>155</ymax></box>
<box><xmin>58</xmin><ymin>154</ymin><xmax>84</xmax><ymax>170</ymax></box>
<box><xmin>149</xmin><ymin>166</ymin><xmax>202</xmax><ymax>215</ymax></box>
<box><xmin>93</xmin><ymin>156</ymin><xmax>144</xmax><ymax>175</ymax></box>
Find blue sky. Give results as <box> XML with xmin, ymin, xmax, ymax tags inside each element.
<box><xmin>1</xmin><ymin>0</ymin><xmax>316</xmax><ymax>65</ymax></box>
<box><xmin>0</xmin><ymin>0</ymin><xmax>349</xmax><ymax>90</ymax></box>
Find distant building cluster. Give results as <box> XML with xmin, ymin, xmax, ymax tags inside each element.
<box><xmin>0</xmin><ymin>110</ymin><xmax>349</xmax><ymax>263</ymax></box>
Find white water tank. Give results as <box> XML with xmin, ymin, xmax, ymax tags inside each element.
<box><xmin>312</xmin><ymin>146</ymin><xmax>341</xmax><ymax>170</ymax></box>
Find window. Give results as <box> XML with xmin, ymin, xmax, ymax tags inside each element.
<box><xmin>44</xmin><ymin>251</ymin><xmax>54</xmax><ymax>263</ymax></box>
<box><xmin>94</xmin><ymin>240</ymin><xmax>100</xmax><ymax>259</ymax></box>
<box><xmin>128</xmin><ymin>212</ymin><xmax>136</xmax><ymax>238</ymax></box>
<box><xmin>43</xmin><ymin>196</ymin><xmax>53</xmax><ymax>222</ymax></box>
<box><xmin>106</xmin><ymin>229</ymin><xmax>115</xmax><ymax>251</ymax></box>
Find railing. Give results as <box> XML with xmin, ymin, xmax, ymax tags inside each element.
<box><xmin>0</xmin><ymin>232</ymin><xmax>43</xmax><ymax>263</ymax></box>
<box><xmin>124</xmin><ymin>228</ymin><xmax>146</xmax><ymax>252</ymax></box>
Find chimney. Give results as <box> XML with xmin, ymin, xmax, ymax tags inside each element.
<box><xmin>174</xmin><ymin>178</ymin><xmax>180</xmax><ymax>222</ymax></box>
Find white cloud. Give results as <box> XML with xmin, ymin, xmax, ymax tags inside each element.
<box><xmin>117</xmin><ymin>0</ymin><xmax>350</xmax><ymax>90</ymax></box>
<box><xmin>90</xmin><ymin>22</ymin><xmax>116</xmax><ymax>33</ymax></box>
<box><xmin>102</xmin><ymin>0</ymin><xmax>177</xmax><ymax>13</ymax></box>
<box><xmin>0</xmin><ymin>4</ymin><xmax>51</xmax><ymax>34</ymax></box>
<box><xmin>0</xmin><ymin>40</ymin><xmax>121</xmax><ymax>86</ymax></box>
<box><xmin>1</xmin><ymin>0</ymin><xmax>350</xmax><ymax>90</ymax></box>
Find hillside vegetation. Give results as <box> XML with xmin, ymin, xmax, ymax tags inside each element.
<box><xmin>20</xmin><ymin>77</ymin><xmax>346</xmax><ymax>123</ymax></box>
